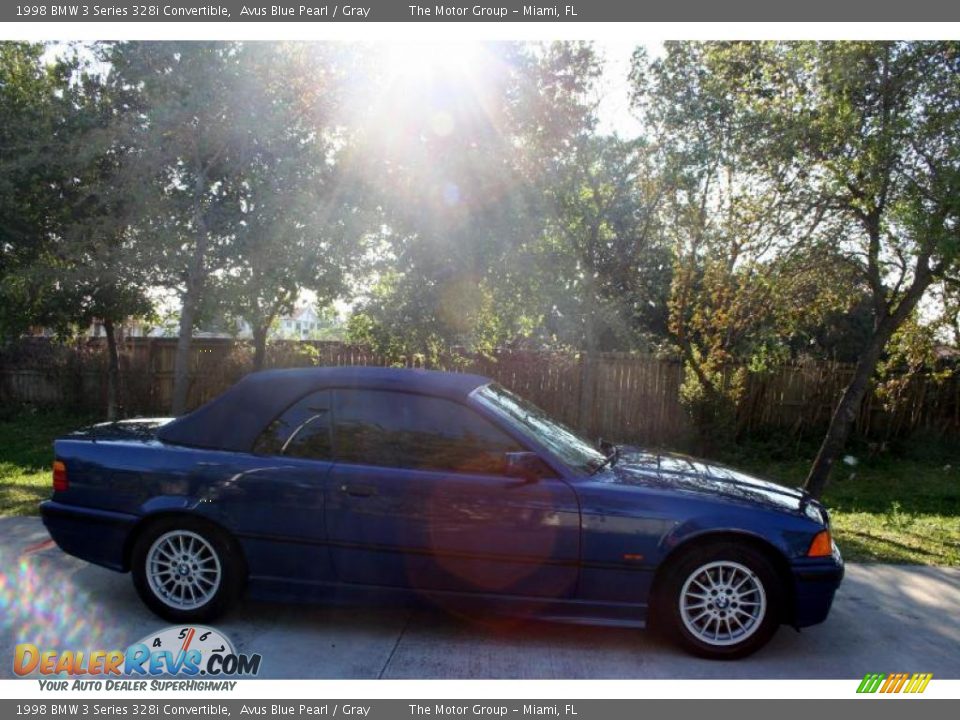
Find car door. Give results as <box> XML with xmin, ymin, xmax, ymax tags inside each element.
<box><xmin>325</xmin><ymin>388</ymin><xmax>581</xmax><ymax>599</ymax></box>
<box><xmin>211</xmin><ymin>390</ymin><xmax>336</xmax><ymax>585</ymax></box>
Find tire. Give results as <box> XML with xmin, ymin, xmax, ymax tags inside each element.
<box><xmin>131</xmin><ymin>516</ymin><xmax>244</xmax><ymax>623</ymax></box>
<box><xmin>656</xmin><ymin>542</ymin><xmax>782</xmax><ymax>659</ymax></box>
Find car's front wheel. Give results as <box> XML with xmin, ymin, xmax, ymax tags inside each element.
<box><xmin>658</xmin><ymin>542</ymin><xmax>782</xmax><ymax>659</ymax></box>
<box><xmin>131</xmin><ymin>517</ymin><xmax>243</xmax><ymax>623</ymax></box>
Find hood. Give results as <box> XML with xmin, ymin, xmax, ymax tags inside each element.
<box><xmin>607</xmin><ymin>447</ymin><xmax>811</xmax><ymax>514</ymax></box>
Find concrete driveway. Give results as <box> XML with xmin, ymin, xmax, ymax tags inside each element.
<box><xmin>1</xmin><ymin>516</ymin><xmax>958</xmax><ymax>679</ymax></box>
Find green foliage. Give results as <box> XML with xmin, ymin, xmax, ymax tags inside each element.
<box><xmin>0</xmin><ymin>42</ymin><xmax>156</xmax><ymax>341</ymax></box>
<box><xmin>534</xmin><ymin>135</ymin><xmax>671</xmax><ymax>350</ymax></box>
<box><xmin>346</xmin><ymin>271</ymin><xmax>502</xmax><ymax>366</ymax></box>
<box><xmin>632</xmin><ymin>42</ymin><xmax>850</xmax><ymax>447</ymax></box>
<box><xmin>875</xmin><ymin>314</ymin><xmax>954</xmax><ymax>411</ymax></box>
<box><xmin>343</xmin><ymin>43</ymin><xmax>601</xmax><ymax>357</ymax></box>
<box><xmin>0</xmin><ymin>410</ymin><xmax>97</xmax><ymax>517</ymax></box>
<box><xmin>3</xmin><ymin>40</ymin><xmax>960</xmax><ymax>459</ymax></box>
<box><xmin>104</xmin><ymin>42</ymin><xmax>270</xmax><ymax>314</ymax></box>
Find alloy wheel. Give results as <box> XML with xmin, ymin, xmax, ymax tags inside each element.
<box><xmin>678</xmin><ymin>560</ymin><xmax>767</xmax><ymax>647</ymax></box>
<box><xmin>145</xmin><ymin>529</ymin><xmax>223</xmax><ymax>610</ymax></box>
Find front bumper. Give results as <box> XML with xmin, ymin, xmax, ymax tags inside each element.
<box><xmin>40</xmin><ymin>500</ymin><xmax>138</xmax><ymax>572</ymax></box>
<box><xmin>790</xmin><ymin>542</ymin><xmax>844</xmax><ymax>628</ymax></box>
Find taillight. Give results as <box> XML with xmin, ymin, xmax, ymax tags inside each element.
<box><xmin>807</xmin><ymin>529</ymin><xmax>833</xmax><ymax>557</ymax></box>
<box><xmin>52</xmin><ymin>461</ymin><xmax>68</xmax><ymax>492</ymax></box>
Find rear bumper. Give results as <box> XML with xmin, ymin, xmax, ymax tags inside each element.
<box><xmin>40</xmin><ymin>500</ymin><xmax>138</xmax><ymax>572</ymax></box>
<box><xmin>790</xmin><ymin>555</ymin><xmax>844</xmax><ymax>628</ymax></box>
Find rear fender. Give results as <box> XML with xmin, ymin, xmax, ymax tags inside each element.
<box><xmin>122</xmin><ymin>504</ymin><xmax>243</xmax><ymax>573</ymax></box>
<box><xmin>139</xmin><ymin>495</ymin><xmax>198</xmax><ymax>515</ymax></box>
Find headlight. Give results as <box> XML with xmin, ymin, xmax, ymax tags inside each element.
<box><xmin>803</xmin><ymin>502</ymin><xmax>826</xmax><ymax>525</ymax></box>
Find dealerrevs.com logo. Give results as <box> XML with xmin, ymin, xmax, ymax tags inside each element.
<box><xmin>857</xmin><ymin>673</ymin><xmax>933</xmax><ymax>694</ymax></box>
<box><xmin>14</xmin><ymin>626</ymin><xmax>261</xmax><ymax>687</ymax></box>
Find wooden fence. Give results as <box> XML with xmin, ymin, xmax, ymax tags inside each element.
<box><xmin>1</xmin><ymin>337</ymin><xmax>958</xmax><ymax>447</ymax></box>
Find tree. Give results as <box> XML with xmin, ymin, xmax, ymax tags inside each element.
<box><xmin>634</xmin><ymin>42</ymin><xmax>960</xmax><ymax>479</ymax></box>
<box><xmin>534</xmin><ymin>134</ymin><xmax>668</xmax><ymax>430</ymax></box>
<box><xmin>745</xmin><ymin>42</ymin><xmax>960</xmax><ymax>497</ymax></box>
<box><xmin>631</xmin><ymin>42</ymin><xmax>837</xmax><ymax>447</ymax></box>
<box><xmin>104</xmin><ymin>43</ymin><xmax>242</xmax><ymax>413</ymax></box>
<box><xmin>209</xmin><ymin>44</ymin><xmax>366</xmax><ymax>370</ymax></box>
<box><xmin>50</xmin><ymin>48</ymin><xmax>156</xmax><ymax>419</ymax></box>
<box><xmin>0</xmin><ymin>43</ymin><xmax>156</xmax><ymax>419</ymax></box>
<box><xmin>936</xmin><ymin>278</ymin><xmax>960</xmax><ymax>348</ymax></box>
<box><xmin>109</xmin><ymin>42</ymin><xmax>360</xmax><ymax>414</ymax></box>
<box><xmin>0</xmin><ymin>42</ymin><xmax>69</xmax><ymax>337</ymax></box>
<box><xmin>347</xmin><ymin>42</ymin><xmax>606</xmax><ymax>362</ymax></box>
<box><xmin>536</xmin><ymin>135</ymin><xmax>669</xmax><ymax>349</ymax></box>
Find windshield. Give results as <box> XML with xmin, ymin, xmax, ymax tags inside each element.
<box><xmin>471</xmin><ymin>383</ymin><xmax>607</xmax><ymax>474</ymax></box>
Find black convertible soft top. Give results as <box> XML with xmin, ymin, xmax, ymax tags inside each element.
<box><xmin>156</xmin><ymin>366</ymin><xmax>492</xmax><ymax>452</ymax></box>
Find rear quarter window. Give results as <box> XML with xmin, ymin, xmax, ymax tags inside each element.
<box><xmin>253</xmin><ymin>389</ymin><xmax>332</xmax><ymax>460</ymax></box>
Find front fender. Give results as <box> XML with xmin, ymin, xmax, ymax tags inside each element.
<box><xmin>659</xmin><ymin>515</ymin><xmax>797</xmax><ymax>560</ymax></box>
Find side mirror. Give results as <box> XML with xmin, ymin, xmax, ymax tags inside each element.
<box><xmin>504</xmin><ymin>451</ymin><xmax>549</xmax><ymax>482</ymax></box>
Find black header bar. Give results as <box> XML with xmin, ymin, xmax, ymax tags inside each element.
<box><xmin>4</xmin><ymin>0</ymin><xmax>960</xmax><ymax>23</ymax></box>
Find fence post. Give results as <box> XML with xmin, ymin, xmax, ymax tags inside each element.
<box><xmin>577</xmin><ymin>349</ymin><xmax>596</xmax><ymax>438</ymax></box>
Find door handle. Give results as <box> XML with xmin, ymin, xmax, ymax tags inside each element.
<box><xmin>341</xmin><ymin>483</ymin><xmax>378</xmax><ymax>498</ymax></box>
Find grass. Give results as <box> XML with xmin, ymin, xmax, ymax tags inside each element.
<box><xmin>731</xmin><ymin>453</ymin><xmax>960</xmax><ymax>565</ymax></box>
<box><xmin>0</xmin><ymin>410</ymin><xmax>957</xmax><ymax>565</ymax></box>
<box><xmin>0</xmin><ymin>410</ymin><xmax>95</xmax><ymax>517</ymax></box>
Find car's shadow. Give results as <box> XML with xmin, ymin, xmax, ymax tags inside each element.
<box><xmin>7</xmin><ymin>543</ymin><xmax>960</xmax><ymax>679</ymax></box>
<box><xmin>202</xmin><ymin>593</ymin><xmax>824</xmax><ymax>679</ymax></box>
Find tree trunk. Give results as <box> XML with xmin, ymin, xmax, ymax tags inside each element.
<box><xmin>804</xmin><ymin>277</ymin><xmax>931</xmax><ymax>498</ymax></box>
<box><xmin>103</xmin><ymin>318</ymin><xmax>120</xmax><ymax>422</ymax></box>
<box><xmin>803</xmin><ymin>332</ymin><xmax>888</xmax><ymax>498</ymax></box>
<box><xmin>252</xmin><ymin>325</ymin><xmax>268</xmax><ymax>372</ymax></box>
<box><xmin>170</xmin><ymin>293</ymin><xmax>197</xmax><ymax>416</ymax></box>
<box><xmin>577</xmin><ymin>301</ymin><xmax>598</xmax><ymax>437</ymax></box>
<box><xmin>171</xmin><ymin>164</ymin><xmax>209</xmax><ymax>416</ymax></box>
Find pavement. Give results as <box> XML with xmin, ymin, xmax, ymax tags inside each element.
<box><xmin>1</xmin><ymin>516</ymin><xmax>958</xmax><ymax>679</ymax></box>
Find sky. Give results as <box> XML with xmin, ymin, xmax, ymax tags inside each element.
<box><xmin>593</xmin><ymin>40</ymin><xmax>657</xmax><ymax>138</ymax></box>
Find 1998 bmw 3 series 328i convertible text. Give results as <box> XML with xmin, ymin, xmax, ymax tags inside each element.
<box><xmin>41</xmin><ymin>367</ymin><xmax>843</xmax><ymax>658</ymax></box>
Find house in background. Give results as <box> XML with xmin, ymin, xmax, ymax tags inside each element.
<box><xmin>274</xmin><ymin>304</ymin><xmax>328</xmax><ymax>340</ymax></box>
<box><xmin>54</xmin><ymin>301</ymin><xmax>345</xmax><ymax>341</ymax></box>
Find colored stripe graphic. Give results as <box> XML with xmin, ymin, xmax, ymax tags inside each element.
<box><xmin>857</xmin><ymin>673</ymin><xmax>886</xmax><ymax>693</ymax></box>
<box><xmin>857</xmin><ymin>673</ymin><xmax>932</xmax><ymax>694</ymax></box>
<box><xmin>908</xmin><ymin>673</ymin><xmax>933</xmax><ymax>694</ymax></box>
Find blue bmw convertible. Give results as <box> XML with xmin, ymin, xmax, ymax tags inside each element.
<box><xmin>41</xmin><ymin>367</ymin><xmax>843</xmax><ymax>658</ymax></box>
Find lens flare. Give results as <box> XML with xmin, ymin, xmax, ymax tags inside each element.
<box><xmin>441</xmin><ymin>182</ymin><xmax>461</xmax><ymax>206</ymax></box>
<box><xmin>0</xmin><ymin>543</ymin><xmax>111</xmax><ymax>671</ymax></box>
<box><xmin>429</xmin><ymin>111</ymin><xmax>455</xmax><ymax>137</ymax></box>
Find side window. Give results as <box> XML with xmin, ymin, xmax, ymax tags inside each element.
<box><xmin>333</xmin><ymin>389</ymin><xmax>523</xmax><ymax>474</ymax></box>
<box><xmin>253</xmin><ymin>390</ymin><xmax>332</xmax><ymax>461</ymax></box>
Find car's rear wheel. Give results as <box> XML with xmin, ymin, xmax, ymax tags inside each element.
<box><xmin>658</xmin><ymin>542</ymin><xmax>782</xmax><ymax>659</ymax></box>
<box><xmin>131</xmin><ymin>517</ymin><xmax>243</xmax><ymax>623</ymax></box>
